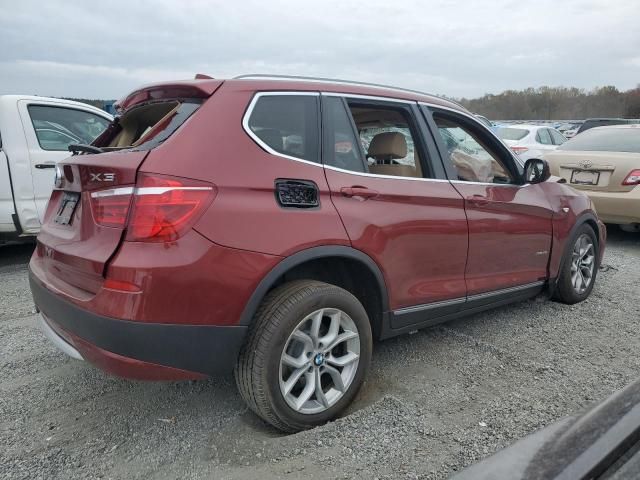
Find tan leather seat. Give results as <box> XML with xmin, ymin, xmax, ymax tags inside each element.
<box><xmin>367</xmin><ymin>132</ymin><xmax>418</xmax><ymax>178</ymax></box>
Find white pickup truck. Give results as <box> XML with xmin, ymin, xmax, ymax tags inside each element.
<box><xmin>0</xmin><ymin>95</ymin><xmax>112</xmax><ymax>244</ymax></box>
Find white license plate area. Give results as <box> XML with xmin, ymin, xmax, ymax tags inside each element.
<box><xmin>571</xmin><ymin>170</ymin><xmax>600</xmax><ymax>185</ymax></box>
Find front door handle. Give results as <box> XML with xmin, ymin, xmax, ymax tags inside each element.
<box><xmin>467</xmin><ymin>194</ymin><xmax>489</xmax><ymax>206</ymax></box>
<box><xmin>35</xmin><ymin>163</ymin><xmax>56</xmax><ymax>169</ymax></box>
<box><xmin>340</xmin><ymin>186</ymin><xmax>379</xmax><ymax>200</ymax></box>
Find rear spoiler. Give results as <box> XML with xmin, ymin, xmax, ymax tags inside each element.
<box><xmin>115</xmin><ymin>78</ymin><xmax>223</xmax><ymax>113</ymax></box>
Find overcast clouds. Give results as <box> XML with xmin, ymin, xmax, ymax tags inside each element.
<box><xmin>1</xmin><ymin>0</ymin><xmax>639</xmax><ymax>100</ymax></box>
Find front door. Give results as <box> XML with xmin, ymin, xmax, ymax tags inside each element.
<box><xmin>321</xmin><ymin>95</ymin><xmax>468</xmax><ymax>329</ymax></box>
<box><xmin>425</xmin><ymin>106</ymin><xmax>554</xmax><ymax>296</ymax></box>
<box><xmin>17</xmin><ymin>101</ymin><xmax>110</xmax><ymax>223</ymax></box>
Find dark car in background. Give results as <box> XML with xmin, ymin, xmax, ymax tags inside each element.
<box><xmin>577</xmin><ymin>118</ymin><xmax>640</xmax><ymax>135</ymax></box>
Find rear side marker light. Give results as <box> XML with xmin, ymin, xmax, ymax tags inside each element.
<box><xmin>622</xmin><ymin>169</ymin><xmax>640</xmax><ymax>186</ymax></box>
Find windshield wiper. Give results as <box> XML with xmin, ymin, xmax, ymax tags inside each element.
<box><xmin>68</xmin><ymin>144</ymin><xmax>103</xmax><ymax>154</ymax></box>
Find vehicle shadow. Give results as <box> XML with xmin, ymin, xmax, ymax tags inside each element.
<box><xmin>0</xmin><ymin>241</ymin><xmax>36</xmax><ymax>268</ymax></box>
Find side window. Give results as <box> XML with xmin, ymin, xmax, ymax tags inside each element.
<box><xmin>247</xmin><ymin>94</ymin><xmax>319</xmax><ymax>163</ymax></box>
<box><xmin>28</xmin><ymin>105</ymin><xmax>110</xmax><ymax>151</ymax></box>
<box><xmin>329</xmin><ymin>99</ymin><xmax>429</xmax><ymax>178</ymax></box>
<box><xmin>536</xmin><ymin>129</ymin><xmax>553</xmax><ymax>145</ymax></box>
<box><xmin>432</xmin><ymin>112</ymin><xmax>515</xmax><ymax>184</ymax></box>
<box><xmin>549</xmin><ymin>129</ymin><xmax>566</xmax><ymax>145</ymax></box>
<box><xmin>323</xmin><ymin>96</ymin><xmax>366</xmax><ymax>172</ymax></box>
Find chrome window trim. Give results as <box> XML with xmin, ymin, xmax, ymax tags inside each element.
<box><xmin>323</xmin><ymin>164</ymin><xmax>450</xmax><ymax>183</ymax></box>
<box><xmin>241</xmin><ymin>91</ymin><xmax>449</xmax><ymax>183</ymax></box>
<box><xmin>240</xmin><ymin>91</ymin><xmax>525</xmax><ymax>184</ymax></box>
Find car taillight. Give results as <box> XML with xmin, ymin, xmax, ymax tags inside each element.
<box><xmin>125</xmin><ymin>173</ymin><xmax>216</xmax><ymax>242</ymax></box>
<box><xmin>90</xmin><ymin>187</ymin><xmax>134</xmax><ymax>227</ymax></box>
<box><xmin>622</xmin><ymin>169</ymin><xmax>640</xmax><ymax>186</ymax></box>
<box><xmin>510</xmin><ymin>146</ymin><xmax>529</xmax><ymax>154</ymax></box>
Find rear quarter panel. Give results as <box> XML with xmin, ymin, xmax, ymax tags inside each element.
<box><xmin>139</xmin><ymin>82</ymin><xmax>350</xmax><ymax>256</ymax></box>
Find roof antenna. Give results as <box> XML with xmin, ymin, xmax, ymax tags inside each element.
<box><xmin>195</xmin><ymin>73</ymin><xmax>214</xmax><ymax>79</ymax></box>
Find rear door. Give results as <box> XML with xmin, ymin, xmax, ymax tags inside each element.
<box><xmin>424</xmin><ymin>106</ymin><xmax>553</xmax><ymax>295</ymax></box>
<box><xmin>17</xmin><ymin>101</ymin><xmax>111</xmax><ymax>223</ymax></box>
<box><xmin>321</xmin><ymin>94</ymin><xmax>469</xmax><ymax>329</ymax></box>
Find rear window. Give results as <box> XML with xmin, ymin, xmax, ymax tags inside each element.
<box><xmin>559</xmin><ymin>127</ymin><xmax>640</xmax><ymax>153</ymax></box>
<box><xmin>246</xmin><ymin>94</ymin><xmax>319</xmax><ymax>163</ymax></box>
<box><xmin>28</xmin><ymin>105</ymin><xmax>110</xmax><ymax>151</ymax></box>
<box><xmin>94</xmin><ymin>100</ymin><xmax>201</xmax><ymax>151</ymax></box>
<box><xmin>497</xmin><ymin>127</ymin><xmax>529</xmax><ymax>141</ymax></box>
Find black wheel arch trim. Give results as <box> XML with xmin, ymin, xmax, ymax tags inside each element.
<box><xmin>550</xmin><ymin>211</ymin><xmax>601</xmax><ymax>293</ymax></box>
<box><xmin>238</xmin><ymin>245</ymin><xmax>390</xmax><ymax>326</ymax></box>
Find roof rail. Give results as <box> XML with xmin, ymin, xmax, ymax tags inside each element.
<box><xmin>233</xmin><ymin>73</ymin><xmax>464</xmax><ymax>108</ymax></box>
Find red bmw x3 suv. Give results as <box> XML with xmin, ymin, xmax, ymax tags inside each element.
<box><xmin>29</xmin><ymin>75</ymin><xmax>606</xmax><ymax>432</ymax></box>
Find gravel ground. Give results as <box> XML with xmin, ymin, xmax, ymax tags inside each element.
<box><xmin>1</xmin><ymin>228</ymin><xmax>639</xmax><ymax>480</ymax></box>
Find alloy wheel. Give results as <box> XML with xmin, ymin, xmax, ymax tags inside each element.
<box><xmin>570</xmin><ymin>233</ymin><xmax>595</xmax><ymax>294</ymax></box>
<box><xmin>279</xmin><ymin>308</ymin><xmax>361</xmax><ymax>414</ymax></box>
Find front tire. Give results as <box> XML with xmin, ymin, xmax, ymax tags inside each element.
<box><xmin>553</xmin><ymin>223</ymin><xmax>599</xmax><ymax>304</ymax></box>
<box><xmin>235</xmin><ymin>280</ymin><xmax>373</xmax><ymax>433</ymax></box>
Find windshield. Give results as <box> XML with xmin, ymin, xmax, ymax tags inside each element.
<box><xmin>497</xmin><ymin>127</ymin><xmax>529</xmax><ymax>141</ymax></box>
<box><xmin>559</xmin><ymin>127</ymin><xmax>640</xmax><ymax>153</ymax></box>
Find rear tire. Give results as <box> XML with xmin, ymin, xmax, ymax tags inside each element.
<box><xmin>235</xmin><ymin>280</ymin><xmax>372</xmax><ymax>433</ymax></box>
<box><xmin>553</xmin><ymin>223</ymin><xmax>599</xmax><ymax>304</ymax></box>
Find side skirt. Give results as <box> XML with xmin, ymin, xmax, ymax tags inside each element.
<box><xmin>381</xmin><ymin>281</ymin><xmax>545</xmax><ymax>339</ymax></box>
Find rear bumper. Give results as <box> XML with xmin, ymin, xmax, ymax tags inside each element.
<box><xmin>586</xmin><ymin>186</ymin><xmax>640</xmax><ymax>225</ymax></box>
<box><xmin>30</xmin><ymin>269</ymin><xmax>247</xmax><ymax>379</ymax></box>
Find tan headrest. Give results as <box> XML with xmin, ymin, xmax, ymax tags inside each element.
<box><xmin>367</xmin><ymin>132</ymin><xmax>407</xmax><ymax>160</ymax></box>
<box><xmin>369</xmin><ymin>164</ymin><xmax>417</xmax><ymax>178</ymax></box>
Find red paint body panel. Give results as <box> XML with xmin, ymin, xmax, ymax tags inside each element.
<box><xmin>31</xmin><ymin>229</ymin><xmax>281</xmax><ymax>326</ymax></box>
<box><xmin>141</xmin><ymin>83</ymin><xmax>350</xmax><ymax>256</ymax></box>
<box><xmin>538</xmin><ymin>181</ymin><xmax>606</xmax><ymax>278</ymax></box>
<box><xmin>325</xmin><ymin>169</ymin><xmax>468</xmax><ymax>309</ymax></box>
<box><xmin>450</xmin><ymin>182</ymin><xmax>553</xmax><ymax>295</ymax></box>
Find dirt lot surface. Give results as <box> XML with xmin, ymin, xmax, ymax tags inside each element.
<box><xmin>1</xmin><ymin>229</ymin><xmax>639</xmax><ymax>480</ymax></box>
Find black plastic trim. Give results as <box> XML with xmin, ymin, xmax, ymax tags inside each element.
<box><xmin>550</xmin><ymin>211</ymin><xmax>601</xmax><ymax>294</ymax></box>
<box><xmin>29</xmin><ymin>269</ymin><xmax>246</xmax><ymax>376</ymax></box>
<box><xmin>387</xmin><ymin>282</ymin><xmax>545</xmax><ymax>334</ymax></box>
<box><xmin>238</xmin><ymin>245</ymin><xmax>389</xmax><ymax>326</ymax></box>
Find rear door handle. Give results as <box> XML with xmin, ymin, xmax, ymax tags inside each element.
<box><xmin>35</xmin><ymin>163</ymin><xmax>56</xmax><ymax>169</ymax></box>
<box><xmin>467</xmin><ymin>194</ymin><xmax>489</xmax><ymax>206</ymax></box>
<box><xmin>340</xmin><ymin>186</ymin><xmax>379</xmax><ymax>200</ymax></box>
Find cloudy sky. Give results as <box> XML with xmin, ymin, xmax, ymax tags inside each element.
<box><xmin>1</xmin><ymin>0</ymin><xmax>639</xmax><ymax>100</ymax></box>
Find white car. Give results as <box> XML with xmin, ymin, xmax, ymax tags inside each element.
<box><xmin>496</xmin><ymin>124</ymin><xmax>567</xmax><ymax>161</ymax></box>
<box><xmin>0</xmin><ymin>95</ymin><xmax>112</xmax><ymax>244</ymax></box>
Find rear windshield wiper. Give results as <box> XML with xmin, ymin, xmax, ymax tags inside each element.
<box><xmin>68</xmin><ymin>144</ymin><xmax>103</xmax><ymax>154</ymax></box>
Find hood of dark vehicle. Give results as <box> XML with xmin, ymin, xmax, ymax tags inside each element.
<box><xmin>451</xmin><ymin>379</ymin><xmax>640</xmax><ymax>480</ymax></box>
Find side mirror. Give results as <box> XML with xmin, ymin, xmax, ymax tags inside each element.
<box><xmin>524</xmin><ymin>158</ymin><xmax>551</xmax><ymax>184</ymax></box>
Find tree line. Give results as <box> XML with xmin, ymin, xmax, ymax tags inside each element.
<box><xmin>458</xmin><ymin>85</ymin><xmax>640</xmax><ymax>121</ymax></box>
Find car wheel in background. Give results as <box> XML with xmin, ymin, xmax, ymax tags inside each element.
<box><xmin>619</xmin><ymin>224</ymin><xmax>640</xmax><ymax>233</ymax></box>
<box><xmin>235</xmin><ymin>280</ymin><xmax>372</xmax><ymax>433</ymax></box>
<box><xmin>553</xmin><ymin>224</ymin><xmax>599</xmax><ymax>304</ymax></box>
